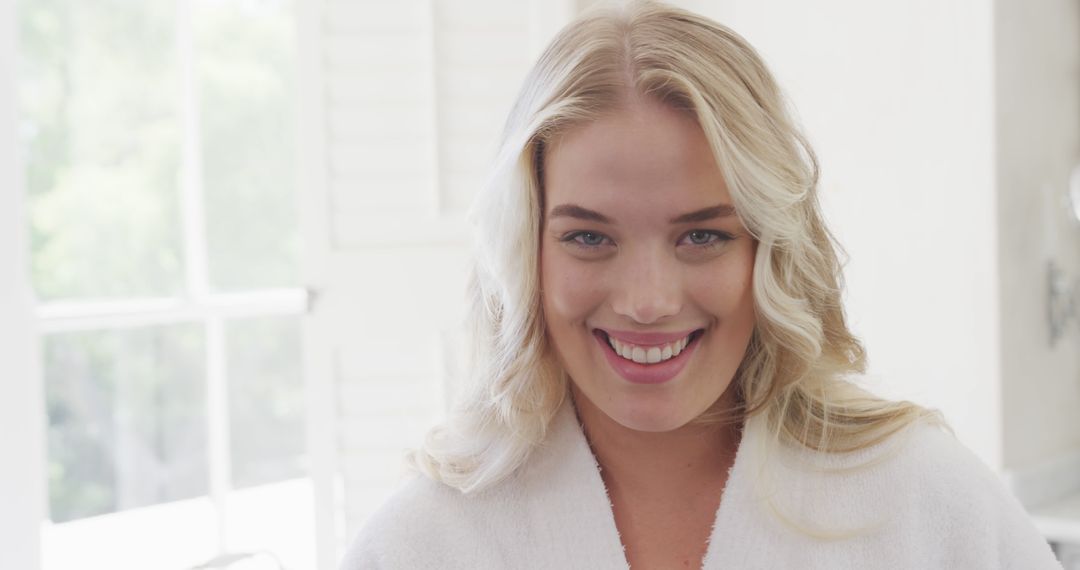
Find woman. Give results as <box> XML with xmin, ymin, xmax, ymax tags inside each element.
<box><xmin>343</xmin><ymin>2</ymin><xmax>1061</xmax><ymax>568</ymax></box>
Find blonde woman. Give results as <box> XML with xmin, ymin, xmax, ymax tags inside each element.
<box><xmin>343</xmin><ymin>2</ymin><xmax>1060</xmax><ymax>568</ymax></box>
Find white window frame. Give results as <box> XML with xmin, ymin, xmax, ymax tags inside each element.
<box><xmin>11</xmin><ymin>0</ymin><xmax>311</xmax><ymax>567</ymax></box>
<box><xmin>1</xmin><ymin>0</ymin><xmax>46</xmax><ymax>568</ymax></box>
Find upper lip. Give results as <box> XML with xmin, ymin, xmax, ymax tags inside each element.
<box><xmin>598</xmin><ymin>328</ymin><xmax>700</xmax><ymax>346</ymax></box>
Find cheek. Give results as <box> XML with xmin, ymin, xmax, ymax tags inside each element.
<box><xmin>540</xmin><ymin>249</ymin><xmax>606</xmax><ymax>325</ymax></box>
<box><xmin>689</xmin><ymin>252</ymin><xmax>756</xmax><ymax>317</ymax></box>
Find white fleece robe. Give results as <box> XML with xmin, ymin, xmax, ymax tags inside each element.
<box><xmin>342</xmin><ymin>397</ymin><xmax>1062</xmax><ymax>569</ymax></box>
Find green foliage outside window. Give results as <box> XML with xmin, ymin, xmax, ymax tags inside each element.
<box><xmin>18</xmin><ymin>0</ymin><xmax>304</xmax><ymax>523</ymax></box>
<box><xmin>19</xmin><ymin>0</ymin><xmax>184</xmax><ymax>301</ymax></box>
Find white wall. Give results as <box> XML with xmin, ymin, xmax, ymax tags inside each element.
<box><xmin>681</xmin><ymin>0</ymin><xmax>1003</xmax><ymax>466</ymax></box>
<box><xmin>692</xmin><ymin>0</ymin><xmax>1080</xmax><ymax>486</ymax></box>
<box><xmin>0</xmin><ymin>0</ymin><xmax>46</xmax><ymax>568</ymax></box>
<box><xmin>996</xmin><ymin>0</ymin><xmax>1080</xmax><ymax>473</ymax></box>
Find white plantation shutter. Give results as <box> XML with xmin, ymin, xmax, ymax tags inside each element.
<box><xmin>323</xmin><ymin>1</ymin><xmax>440</xmax><ymax>245</ymax></box>
<box><xmin>298</xmin><ymin>1</ymin><xmax>574</xmax><ymax>568</ymax></box>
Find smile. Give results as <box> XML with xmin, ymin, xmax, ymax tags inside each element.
<box><xmin>593</xmin><ymin>328</ymin><xmax>704</xmax><ymax>384</ymax></box>
<box><xmin>607</xmin><ymin>334</ymin><xmax>691</xmax><ymax>364</ymax></box>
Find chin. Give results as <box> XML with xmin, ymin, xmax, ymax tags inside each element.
<box><xmin>597</xmin><ymin>389</ymin><xmax>699</xmax><ymax>433</ymax></box>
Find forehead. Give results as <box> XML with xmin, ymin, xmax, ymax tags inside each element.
<box><xmin>542</xmin><ymin>98</ymin><xmax>730</xmax><ymax>214</ymax></box>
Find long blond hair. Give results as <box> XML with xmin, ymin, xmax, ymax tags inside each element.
<box><xmin>408</xmin><ymin>0</ymin><xmax>946</xmax><ymax>511</ymax></box>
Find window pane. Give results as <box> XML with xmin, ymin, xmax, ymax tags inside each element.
<box><xmin>227</xmin><ymin>316</ymin><xmax>305</xmax><ymax>488</ymax></box>
<box><xmin>18</xmin><ymin>0</ymin><xmax>185</xmax><ymax>300</ymax></box>
<box><xmin>44</xmin><ymin>324</ymin><xmax>207</xmax><ymax>523</ymax></box>
<box><xmin>196</xmin><ymin>0</ymin><xmax>300</xmax><ymax>291</ymax></box>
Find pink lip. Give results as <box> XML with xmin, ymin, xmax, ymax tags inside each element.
<box><xmin>600</xmin><ymin>329</ymin><xmax>698</xmax><ymax>346</ymax></box>
<box><xmin>593</xmin><ymin>329</ymin><xmax>701</xmax><ymax>385</ymax></box>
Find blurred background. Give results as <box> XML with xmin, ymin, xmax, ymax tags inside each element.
<box><xmin>1</xmin><ymin>0</ymin><xmax>1078</xmax><ymax>569</ymax></box>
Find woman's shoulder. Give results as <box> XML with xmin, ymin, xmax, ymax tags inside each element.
<box><xmin>774</xmin><ymin>419</ymin><xmax>1006</xmax><ymax>499</ymax></box>
<box><xmin>339</xmin><ymin>400</ymin><xmax>625</xmax><ymax>569</ymax></box>
<box><xmin>339</xmin><ymin>475</ymin><xmax>440</xmax><ymax>570</ymax></box>
<box><xmin>778</xmin><ymin>419</ymin><xmax>1059</xmax><ymax>566</ymax></box>
<box><xmin>340</xmin><ymin>473</ymin><xmax>486</xmax><ymax>570</ymax></box>
<box><xmin>875</xmin><ymin>421</ymin><xmax>1029</xmax><ymax>517</ymax></box>
<box><xmin>340</xmin><ymin>474</ymin><xmax>451</xmax><ymax>569</ymax></box>
<box><xmin>707</xmin><ymin>417</ymin><xmax>1061</xmax><ymax>568</ymax></box>
<box><xmin>879</xmin><ymin>421</ymin><xmax>1059</xmax><ymax>565</ymax></box>
<box><xmin>869</xmin><ymin>420</ymin><xmax>996</xmax><ymax>493</ymax></box>
<box><xmin>339</xmin><ymin>468</ymin><xmax>531</xmax><ymax>570</ymax></box>
<box><xmin>797</xmin><ymin>420</ymin><xmax>1028</xmax><ymax>521</ymax></box>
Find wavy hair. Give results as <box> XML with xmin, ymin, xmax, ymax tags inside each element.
<box><xmin>408</xmin><ymin>0</ymin><xmax>947</xmax><ymax>520</ymax></box>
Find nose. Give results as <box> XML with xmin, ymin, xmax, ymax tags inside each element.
<box><xmin>610</xmin><ymin>246</ymin><xmax>682</xmax><ymax>324</ymax></box>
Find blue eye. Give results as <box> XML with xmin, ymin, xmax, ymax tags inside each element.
<box><xmin>681</xmin><ymin>230</ymin><xmax>733</xmax><ymax>247</ymax></box>
<box><xmin>578</xmin><ymin>232</ymin><xmax>606</xmax><ymax>246</ymax></box>
<box><xmin>562</xmin><ymin>231</ymin><xmax>611</xmax><ymax>248</ymax></box>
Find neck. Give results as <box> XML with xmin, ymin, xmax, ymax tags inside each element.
<box><xmin>569</xmin><ymin>385</ymin><xmax>742</xmax><ymax>496</ymax></box>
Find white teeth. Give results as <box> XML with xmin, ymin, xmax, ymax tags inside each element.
<box><xmin>606</xmin><ymin>333</ymin><xmax>695</xmax><ymax>365</ymax></box>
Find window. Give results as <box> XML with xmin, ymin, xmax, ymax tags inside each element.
<box><xmin>16</xmin><ymin>1</ymin><xmax>312</xmax><ymax>568</ymax></box>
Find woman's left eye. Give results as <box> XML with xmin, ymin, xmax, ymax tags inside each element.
<box><xmin>680</xmin><ymin>230</ymin><xmax>733</xmax><ymax>247</ymax></box>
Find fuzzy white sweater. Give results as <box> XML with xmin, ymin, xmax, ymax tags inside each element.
<box><xmin>342</xmin><ymin>398</ymin><xmax>1061</xmax><ymax>569</ymax></box>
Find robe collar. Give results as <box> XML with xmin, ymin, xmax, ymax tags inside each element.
<box><xmin>516</xmin><ymin>396</ymin><xmax>758</xmax><ymax>569</ymax></box>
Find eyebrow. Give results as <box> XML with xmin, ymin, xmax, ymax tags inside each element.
<box><xmin>548</xmin><ymin>204</ymin><xmax>613</xmax><ymax>223</ymax></box>
<box><xmin>669</xmin><ymin>204</ymin><xmax>736</xmax><ymax>224</ymax></box>
<box><xmin>547</xmin><ymin>203</ymin><xmax>736</xmax><ymax>224</ymax></box>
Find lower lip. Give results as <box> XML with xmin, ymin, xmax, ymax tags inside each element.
<box><xmin>594</xmin><ymin>330</ymin><xmax>700</xmax><ymax>385</ymax></box>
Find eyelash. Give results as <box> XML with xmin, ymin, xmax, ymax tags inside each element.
<box><xmin>559</xmin><ymin>230</ymin><xmax>735</xmax><ymax>250</ymax></box>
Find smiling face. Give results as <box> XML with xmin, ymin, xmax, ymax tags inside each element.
<box><xmin>539</xmin><ymin>97</ymin><xmax>756</xmax><ymax>433</ymax></box>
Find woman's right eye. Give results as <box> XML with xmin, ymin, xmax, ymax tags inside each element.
<box><xmin>562</xmin><ymin>231</ymin><xmax>611</xmax><ymax>248</ymax></box>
